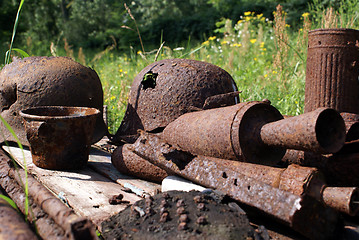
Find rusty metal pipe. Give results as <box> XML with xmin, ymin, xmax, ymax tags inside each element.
<box><xmin>260</xmin><ymin>107</ymin><xmax>346</xmax><ymax>153</ymax></box>
<box><xmin>322</xmin><ymin>187</ymin><xmax>359</xmax><ymax>216</ymax></box>
<box><xmin>111</xmin><ymin>144</ymin><xmax>168</xmax><ymax>183</ymax></box>
<box><xmin>219</xmin><ymin>160</ymin><xmax>359</xmax><ymax>215</ymax></box>
<box><xmin>130</xmin><ymin>131</ymin><xmax>340</xmax><ymax>240</ymax></box>
<box><xmin>163</xmin><ymin>102</ymin><xmax>345</xmax><ymax>165</ymax></box>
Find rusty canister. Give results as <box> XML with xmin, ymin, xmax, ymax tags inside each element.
<box><xmin>305</xmin><ymin>28</ymin><xmax>359</xmax><ymax>114</ymax></box>
<box><xmin>20</xmin><ymin>106</ymin><xmax>99</xmax><ymax>170</ymax></box>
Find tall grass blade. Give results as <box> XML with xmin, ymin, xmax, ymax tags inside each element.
<box><xmin>0</xmin><ymin>194</ymin><xmax>19</xmax><ymax>211</ymax></box>
<box><xmin>0</xmin><ymin>116</ymin><xmax>29</xmax><ymax>219</ymax></box>
<box><xmin>5</xmin><ymin>0</ymin><xmax>25</xmax><ymax>65</ymax></box>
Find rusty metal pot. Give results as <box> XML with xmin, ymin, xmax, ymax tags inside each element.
<box><xmin>305</xmin><ymin>28</ymin><xmax>359</xmax><ymax>114</ymax></box>
<box><xmin>20</xmin><ymin>106</ymin><xmax>99</xmax><ymax>170</ymax></box>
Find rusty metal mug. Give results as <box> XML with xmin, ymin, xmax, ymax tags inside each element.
<box><xmin>19</xmin><ymin>106</ymin><xmax>100</xmax><ymax>170</ymax></box>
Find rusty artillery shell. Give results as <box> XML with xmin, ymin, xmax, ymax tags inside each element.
<box><xmin>220</xmin><ymin>160</ymin><xmax>358</xmax><ymax>215</ymax></box>
<box><xmin>305</xmin><ymin>28</ymin><xmax>359</xmax><ymax>114</ymax></box>
<box><xmin>322</xmin><ymin>187</ymin><xmax>359</xmax><ymax>216</ymax></box>
<box><xmin>260</xmin><ymin>107</ymin><xmax>346</xmax><ymax>153</ymax></box>
<box><xmin>131</xmin><ymin>131</ymin><xmax>340</xmax><ymax>240</ymax></box>
<box><xmin>111</xmin><ymin>144</ymin><xmax>168</xmax><ymax>183</ymax></box>
<box><xmin>163</xmin><ymin>101</ymin><xmax>284</xmax><ymax>165</ymax></box>
<box><xmin>163</xmin><ymin>102</ymin><xmax>345</xmax><ymax>165</ymax></box>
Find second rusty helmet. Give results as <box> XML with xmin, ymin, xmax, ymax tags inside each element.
<box><xmin>0</xmin><ymin>56</ymin><xmax>107</xmax><ymax>145</ymax></box>
<box><xmin>112</xmin><ymin>58</ymin><xmax>239</xmax><ymax>143</ymax></box>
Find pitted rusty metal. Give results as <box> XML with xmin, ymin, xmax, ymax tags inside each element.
<box><xmin>305</xmin><ymin>28</ymin><xmax>359</xmax><ymax>114</ymax></box>
<box><xmin>112</xmin><ymin>59</ymin><xmax>239</xmax><ymax>143</ymax></box>
<box><xmin>322</xmin><ymin>187</ymin><xmax>359</xmax><ymax>216</ymax></box>
<box><xmin>163</xmin><ymin>101</ymin><xmax>284</xmax><ymax>165</ymax></box>
<box><xmin>340</xmin><ymin>112</ymin><xmax>359</xmax><ymax>141</ymax></box>
<box><xmin>111</xmin><ymin>144</ymin><xmax>168</xmax><ymax>183</ymax></box>
<box><xmin>130</xmin><ymin>131</ymin><xmax>340</xmax><ymax>240</ymax></box>
<box><xmin>260</xmin><ymin>107</ymin><xmax>346</xmax><ymax>153</ymax></box>
<box><xmin>163</xmin><ymin>102</ymin><xmax>345</xmax><ymax>165</ymax></box>
<box><xmin>0</xmin><ymin>56</ymin><xmax>106</xmax><ymax>145</ymax></box>
<box><xmin>20</xmin><ymin>106</ymin><xmax>99</xmax><ymax>170</ymax></box>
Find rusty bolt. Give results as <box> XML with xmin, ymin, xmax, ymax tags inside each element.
<box><xmin>176</xmin><ymin>199</ymin><xmax>185</xmax><ymax>207</ymax></box>
<box><xmin>196</xmin><ymin>215</ymin><xmax>207</xmax><ymax>225</ymax></box>
<box><xmin>178</xmin><ymin>222</ymin><xmax>188</xmax><ymax>231</ymax></box>
<box><xmin>179</xmin><ymin>214</ymin><xmax>189</xmax><ymax>223</ymax></box>
<box><xmin>176</xmin><ymin>206</ymin><xmax>186</xmax><ymax>215</ymax></box>
<box><xmin>197</xmin><ymin>203</ymin><xmax>206</xmax><ymax>211</ymax></box>
<box><xmin>159</xmin><ymin>212</ymin><xmax>170</xmax><ymax>223</ymax></box>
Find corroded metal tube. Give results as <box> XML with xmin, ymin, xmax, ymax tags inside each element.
<box><xmin>130</xmin><ymin>131</ymin><xmax>340</xmax><ymax>240</ymax></box>
<box><xmin>305</xmin><ymin>28</ymin><xmax>359</xmax><ymax>114</ymax></box>
<box><xmin>163</xmin><ymin>102</ymin><xmax>345</xmax><ymax>165</ymax></box>
<box><xmin>322</xmin><ymin>187</ymin><xmax>359</xmax><ymax>216</ymax></box>
<box><xmin>260</xmin><ymin>108</ymin><xmax>346</xmax><ymax>153</ymax></box>
<box><xmin>111</xmin><ymin>144</ymin><xmax>168</xmax><ymax>183</ymax></box>
<box><xmin>163</xmin><ymin>101</ymin><xmax>284</xmax><ymax>164</ymax></box>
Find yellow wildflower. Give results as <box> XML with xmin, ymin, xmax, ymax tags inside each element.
<box><xmin>250</xmin><ymin>39</ymin><xmax>257</xmax><ymax>44</ymax></box>
<box><xmin>137</xmin><ymin>50</ymin><xmax>142</xmax><ymax>54</ymax></box>
<box><xmin>272</xmin><ymin>70</ymin><xmax>277</xmax><ymax>74</ymax></box>
<box><xmin>256</xmin><ymin>13</ymin><xmax>263</xmax><ymax>19</ymax></box>
<box><xmin>285</xmin><ymin>24</ymin><xmax>290</xmax><ymax>28</ymax></box>
<box><xmin>254</xmin><ymin>57</ymin><xmax>257</xmax><ymax>61</ymax></box>
<box><xmin>202</xmin><ymin>40</ymin><xmax>209</xmax><ymax>46</ymax></box>
<box><xmin>208</xmin><ymin>36</ymin><xmax>216</xmax><ymax>41</ymax></box>
<box><xmin>260</xmin><ymin>42</ymin><xmax>265</xmax><ymax>48</ymax></box>
<box><xmin>231</xmin><ymin>43</ymin><xmax>242</xmax><ymax>47</ymax></box>
<box><xmin>302</xmin><ymin>12</ymin><xmax>310</xmax><ymax>17</ymax></box>
<box><xmin>221</xmin><ymin>40</ymin><xmax>228</xmax><ymax>45</ymax></box>
<box><xmin>119</xmin><ymin>69</ymin><xmax>123</xmax><ymax>72</ymax></box>
<box><xmin>244</xmin><ymin>16</ymin><xmax>252</xmax><ymax>22</ymax></box>
<box><xmin>110</xmin><ymin>96</ymin><xmax>116</xmax><ymax>100</ymax></box>
<box><xmin>264</xmin><ymin>74</ymin><xmax>268</xmax><ymax>78</ymax></box>
<box><xmin>244</xmin><ymin>11</ymin><xmax>252</xmax><ymax>16</ymax></box>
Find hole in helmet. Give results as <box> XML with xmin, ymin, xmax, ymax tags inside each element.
<box><xmin>141</xmin><ymin>71</ymin><xmax>158</xmax><ymax>90</ymax></box>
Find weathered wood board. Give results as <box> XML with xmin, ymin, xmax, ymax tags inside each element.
<box><xmin>2</xmin><ymin>145</ymin><xmax>146</xmax><ymax>228</ymax></box>
<box><xmin>88</xmin><ymin>147</ymin><xmax>161</xmax><ymax>196</ymax></box>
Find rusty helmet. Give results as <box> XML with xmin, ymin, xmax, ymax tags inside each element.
<box><xmin>112</xmin><ymin>58</ymin><xmax>239</xmax><ymax>143</ymax></box>
<box><xmin>0</xmin><ymin>56</ymin><xmax>107</xmax><ymax>145</ymax></box>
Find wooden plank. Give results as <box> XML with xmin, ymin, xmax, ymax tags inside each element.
<box><xmin>2</xmin><ymin>145</ymin><xmax>141</xmax><ymax>228</ymax></box>
<box><xmin>88</xmin><ymin>147</ymin><xmax>161</xmax><ymax>196</ymax></box>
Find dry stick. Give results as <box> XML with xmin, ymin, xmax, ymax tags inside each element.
<box><xmin>0</xmin><ymin>149</ymin><xmax>97</xmax><ymax>240</ymax></box>
<box><xmin>0</xmin><ymin>154</ymin><xmax>66</xmax><ymax>240</ymax></box>
<box><xmin>0</xmin><ymin>188</ymin><xmax>38</xmax><ymax>240</ymax></box>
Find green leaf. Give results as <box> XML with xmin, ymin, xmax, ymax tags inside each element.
<box><xmin>12</xmin><ymin>48</ymin><xmax>30</xmax><ymax>58</ymax></box>
<box><xmin>0</xmin><ymin>194</ymin><xmax>19</xmax><ymax>211</ymax></box>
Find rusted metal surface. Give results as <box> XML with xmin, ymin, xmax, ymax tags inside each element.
<box><xmin>163</xmin><ymin>102</ymin><xmax>345</xmax><ymax>164</ymax></box>
<box><xmin>211</xmin><ymin>159</ymin><xmax>357</xmax><ymax>215</ymax></box>
<box><xmin>0</xmin><ymin>150</ymin><xmax>68</xmax><ymax>240</ymax></box>
<box><xmin>304</xmin><ymin>28</ymin><xmax>359</xmax><ymax>114</ymax></box>
<box><xmin>0</xmin><ymin>149</ymin><xmax>97</xmax><ymax>240</ymax></box>
<box><xmin>322</xmin><ymin>187</ymin><xmax>359</xmax><ymax>216</ymax></box>
<box><xmin>0</xmin><ymin>188</ymin><xmax>38</xmax><ymax>240</ymax></box>
<box><xmin>163</xmin><ymin>101</ymin><xmax>284</xmax><ymax>164</ymax></box>
<box><xmin>20</xmin><ymin>106</ymin><xmax>99</xmax><ymax>170</ymax></box>
<box><xmin>111</xmin><ymin>144</ymin><xmax>168</xmax><ymax>183</ymax></box>
<box><xmin>130</xmin><ymin>131</ymin><xmax>340</xmax><ymax>240</ymax></box>
<box><xmin>260</xmin><ymin>107</ymin><xmax>346</xmax><ymax>153</ymax></box>
<box><xmin>0</xmin><ymin>56</ymin><xmax>107</xmax><ymax>146</ymax></box>
<box><xmin>282</xmin><ymin>148</ymin><xmax>359</xmax><ymax>186</ymax></box>
<box><xmin>341</xmin><ymin>112</ymin><xmax>359</xmax><ymax>141</ymax></box>
<box><xmin>112</xmin><ymin>59</ymin><xmax>239</xmax><ymax>143</ymax></box>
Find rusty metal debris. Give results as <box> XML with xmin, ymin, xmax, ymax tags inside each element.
<box><xmin>20</xmin><ymin>106</ymin><xmax>99</xmax><ymax>170</ymax></box>
<box><xmin>220</xmin><ymin>160</ymin><xmax>359</xmax><ymax>216</ymax></box>
<box><xmin>0</xmin><ymin>149</ymin><xmax>97</xmax><ymax>240</ymax></box>
<box><xmin>129</xmin><ymin>131</ymin><xmax>340</xmax><ymax>240</ymax></box>
<box><xmin>305</xmin><ymin>28</ymin><xmax>359</xmax><ymax>114</ymax></box>
<box><xmin>163</xmin><ymin>102</ymin><xmax>345</xmax><ymax>165</ymax></box>
<box><xmin>341</xmin><ymin>112</ymin><xmax>359</xmax><ymax>141</ymax></box>
<box><xmin>111</xmin><ymin>144</ymin><xmax>168</xmax><ymax>183</ymax></box>
<box><xmin>111</xmin><ymin>58</ymin><xmax>239</xmax><ymax>143</ymax></box>
<box><xmin>0</xmin><ymin>56</ymin><xmax>107</xmax><ymax>146</ymax></box>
